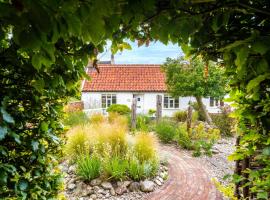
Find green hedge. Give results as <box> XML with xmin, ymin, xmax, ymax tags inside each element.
<box><xmin>107</xmin><ymin>104</ymin><xmax>131</xmax><ymax>115</ymax></box>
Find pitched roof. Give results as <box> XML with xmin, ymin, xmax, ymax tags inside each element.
<box><xmin>82</xmin><ymin>64</ymin><xmax>167</xmax><ymax>92</ymax></box>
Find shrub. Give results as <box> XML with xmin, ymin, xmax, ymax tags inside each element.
<box><xmin>64</xmin><ymin>126</ymin><xmax>91</xmax><ymax>161</ymax></box>
<box><xmin>107</xmin><ymin>104</ymin><xmax>131</xmax><ymax>115</ymax></box>
<box><xmin>177</xmin><ymin>123</ymin><xmax>193</xmax><ymax>150</ymax></box>
<box><xmin>173</xmin><ymin>110</ymin><xmax>187</xmax><ymax>122</ymax></box>
<box><xmin>190</xmin><ymin>102</ymin><xmax>206</xmax><ymax>121</ymax></box>
<box><xmin>133</xmin><ymin>132</ymin><xmax>158</xmax><ymax>163</ymax></box>
<box><xmin>89</xmin><ymin>113</ymin><xmax>105</xmax><ymax>124</ymax></box>
<box><xmin>76</xmin><ymin>154</ymin><xmax>101</xmax><ymax>181</ymax></box>
<box><xmin>192</xmin><ymin>111</ymin><xmax>199</xmax><ymax>122</ymax></box>
<box><xmin>192</xmin><ymin>140</ymin><xmax>214</xmax><ymax>157</ymax></box>
<box><xmin>210</xmin><ymin>107</ymin><xmax>235</xmax><ymax>136</ymax></box>
<box><xmin>155</xmin><ymin>120</ymin><xmax>176</xmax><ymax>143</ymax></box>
<box><xmin>63</xmin><ymin>111</ymin><xmax>89</xmax><ymax>127</ymax></box>
<box><xmin>103</xmin><ymin>156</ymin><xmax>128</xmax><ymax>181</ymax></box>
<box><xmin>148</xmin><ymin>109</ymin><xmax>156</xmax><ymax>116</ymax></box>
<box><xmin>136</xmin><ymin>115</ymin><xmax>150</xmax><ymax>131</ymax></box>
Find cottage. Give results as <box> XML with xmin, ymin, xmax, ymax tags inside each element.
<box><xmin>81</xmin><ymin>64</ymin><xmax>223</xmax><ymax>116</ymax></box>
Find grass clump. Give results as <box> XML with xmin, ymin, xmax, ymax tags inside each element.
<box><xmin>90</xmin><ymin>113</ymin><xmax>105</xmax><ymax>124</ymax></box>
<box><xmin>63</xmin><ymin>111</ymin><xmax>89</xmax><ymax>127</ymax></box>
<box><xmin>64</xmin><ymin>114</ymin><xmax>159</xmax><ymax>182</ymax></box>
<box><xmin>76</xmin><ymin>154</ymin><xmax>101</xmax><ymax>180</ymax></box>
<box><xmin>155</xmin><ymin>120</ymin><xmax>176</xmax><ymax>143</ymax></box>
<box><xmin>173</xmin><ymin>110</ymin><xmax>187</xmax><ymax>122</ymax></box>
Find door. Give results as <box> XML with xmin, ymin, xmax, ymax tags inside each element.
<box><xmin>133</xmin><ymin>94</ymin><xmax>144</xmax><ymax>114</ymax></box>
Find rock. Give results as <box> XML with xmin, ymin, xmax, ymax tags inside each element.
<box><xmin>68</xmin><ymin>165</ymin><xmax>76</xmax><ymax>174</ymax></box>
<box><xmin>128</xmin><ymin>182</ymin><xmax>140</xmax><ymax>192</ymax></box>
<box><xmin>67</xmin><ymin>183</ymin><xmax>76</xmax><ymax>190</ymax></box>
<box><xmin>89</xmin><ymin>194</ymin><xmax>97</xmax><ymax>200</ymax></box>
<box><xmin>155</xmin><ymin>179</ymin><xmax>162</xmax><ymax>186</ymax></box>
<box><xmin>101</xmin><ymin>181</ymin><xmax>113</xmax><ymax>190</ymax></box>
<box><xmin>90</xmin><ymin>178</ymin><xmax>102</xmax><ymax>186</ymax></box>
<box><xmin>93</xmin><ymin>186</ymin><xmax>100</xmax><ymax>193</ymax></box>
<box><xmin>110</xmin><ymin>188</ymin><xmax>116</xmax><ymax>196</ymax></box>
<box><xmin>123</xmin><ymin>181</ymin><xmax>131</xmax><ymax>187</ymax></box>
<box><xmin>140</xmin><ymin>180</ymin><xmax>155</xmax><ymax>192</ymax></box>
<box><xmin>115</xmin><ymin>185</ymin><xmax>128</xmax><ymax>195</ymax></box>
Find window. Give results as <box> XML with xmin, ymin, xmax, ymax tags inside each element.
<box><xmin>164</xmin><ymin>95</ymin><xmax>179</xmax><ymax>108</ymax></box>
<box><xmin>215</xmin><ymin>99</ymin><xmax>219</xmax><ymax>106</ymax></box>
<box><xmin>220</xmin><ymin>100</ymin><xmax>224</xmax><ymax>107</ymax></box>
<box><xmin>210</xmin><ymin>97</ymin><xmax>214</xmax><ymax>107</ymax></box>
<box><xmin>101</xmin><ymin>94</ymin><xmax>117</xmax><ymax>108</ymax></box>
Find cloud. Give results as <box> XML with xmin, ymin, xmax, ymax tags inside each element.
<box><xmin>98</xmin><ymin>41</ymin><xmax>183</xmax><ymax>64</ymax></box>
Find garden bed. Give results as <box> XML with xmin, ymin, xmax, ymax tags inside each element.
<box><xmin>61</xmin><ymin>161</ymin><xmax>168</xmax><ymax>200</ymax></box>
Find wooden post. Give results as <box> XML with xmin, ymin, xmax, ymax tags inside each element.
<box><xmin>156</xmin><ymin>95</ymin><xmax>162</xmax><ymax>123</ymax></box>
<box><xmin>131</xmin><ymin>98</ymin><xmax>137</xmax><ymax>130</ymax></box>
<box><xmin>187</xmin><ymin>105</ymin><xmax>192</xmax><ymax>134</ymax></box>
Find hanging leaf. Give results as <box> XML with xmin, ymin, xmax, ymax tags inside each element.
<box><xmin>246</xmin><ymin>73</ymin><xmax>270</xmax><ymax>92</ymax></box>
<box><xmin>1</xmin><ymin>108</ymin><xmax>15</xmax><ymax>124</ymax></box>
<box><xmin>0</xmin><ymin>126</ymin><xmax>8</xmax><ymax>140</ymax></box>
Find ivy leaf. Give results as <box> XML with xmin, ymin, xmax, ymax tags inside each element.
<box><xmin>32</xmin><ymin>54</ymin><xmax>42</xmax><ymax>71</ymax></box>
<box><xmin>19</xmin><ymin>180</ymin><xmax>28</xmax><ymax>191</ymax></box>
<box><xmin>31</xmin><ymin>79</ymin><xmax>45</xmax><ymax>93</ymax></box>
<box><xmin>235</xmin><ymin>47</ymin><xmax>249</xmax><ymax>68</ymax></box>
<box><xmin>262</xmin><ymin>147</ymin><xmax>270</xmax><ymax>156</ymax></box>
<box><xmin>0</xmin><ymin>171</ymin><xmax>7</xmax><ymax>185</ymax></box>
<box><xmin>0</xmin><ymin>126</ymin><xmax>7</xmax><ymax>140</ymax></box>
<box><xmin>247</xmin><ymin>73</ymin><xmax>270</xmax><ymax>92</ymax></box>
<box><xmin>9</xmin><ymin>132</ymin><xmax>21</xmax><ymax>144</ymax></box>
<box><xmin>31</xmin><ymin>141</ymin><xmax>39</xmax><ymax>152</ymax></box>
<box><xmin>257</xmin><ymin>192</ymin><xmax>268</xmax><ymax>200</ymax></box>
<box><xmin>40</xmin><ymin>121</ymin><xmax>48</xmax><ymax>132</ymax></box>
<box><xmin>252</xmin><ymin>41</ymin><xmax>269</xmax><ymax>55</ymax></box>
<box><xmin>1</xmin><ymin>108</ymin><xmax>15</xmax><ymax>124</ymax></box>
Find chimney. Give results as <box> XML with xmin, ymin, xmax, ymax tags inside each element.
<box><xmin>111</xmin><ymin>54</ymin><xmax>115</xmax><ymax>64</ymax></box>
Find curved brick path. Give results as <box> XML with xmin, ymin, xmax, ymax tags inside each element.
<box><xmin>145</xmin><ymin>145</ymin><xmax>223</xmax><ymax>200</ymax></box>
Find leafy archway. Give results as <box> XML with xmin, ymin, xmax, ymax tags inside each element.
<box><xmin>1</xmin><ymin>0</ymin><xmax>269</xmax><ymax>199</ymax></box>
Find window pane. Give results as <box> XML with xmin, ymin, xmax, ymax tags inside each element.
<box><xmin>102</xmin><ymin>95</ymin><xmax>106</xmax><ymax>108</ymax></box>
<box><xmin>164</xmin><ymin>96</ymin><xmax>168</xmax><ymax>108</ymax></box>
<box><xmin>112</xmin><ymin>95</ymin><xmax>116</xmax><ymax>104</ymax></box>
<box><xmin>215</xmin><ymin>99</ymin><xmax>219</xmax><ymax>106</ymax></box>
<box><xmin>210</xmin><ymin>97</ymin><xmax>214</xmax><ymax>107</ymax></box>
<box><xmin>170</xmin><ymin>99</ymin><xmax>174</xmax><ymax>108</ymax></box>
<box><xmin>107</xmin><ymin>99</ymin><xmax>111</xmax><ymax>107</ymax></box>
<box><xmin>174</xmin><ymin>98</ymin><xmax>179</xmax><ymax>108</ymax></box>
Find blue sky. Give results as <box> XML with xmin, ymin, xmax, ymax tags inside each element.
<box><xmin>98</xmin><ymin>41</ymin><xmax>183</xmax><ymax>64</ymax></box>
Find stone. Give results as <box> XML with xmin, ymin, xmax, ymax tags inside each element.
<box><xmin>101</xmin><ymin>181</ymin><xmax>113</xmax><ymax>190</ymax></box>
<box><xmin>67</xmin><ymin>183</ymin><xmax>76</xmax><ymax>190</ymax></box>
<box><xmin>68</xmin><ymin>165</ymin><xmax>76</xmax><ymax>174</ymax></box>
<box><xmin>140</xmin><ymin>180</ymin><xmax>155</xmax><ymax>192</ymax></box>
<box><xmin>115</xmin><ymin>185</ymin><xmax>128</xmax><ymax>195</ymax></box>
<box><xmin>155</xmin><ymin>179</ymin><xmax>162</xmax><ymax>186</ymax></box>
<box><xmin>110</xmin><ymin>188</ymin><xmax>116</xmax><ymax>196</ymax></box>
<box><xmin>90</xmin><ymin>194</ymin><xmax>97</xmax><ymax>200</ymax></box>
<box><xmin>91</xmin><ymin>178</ymin><xmax>102</xmax><ymax>186</ymax></box>
<box><xmin>128</xmin><ymin>182</ymin><xmax>140</xmax><ymax>192</ymax></box>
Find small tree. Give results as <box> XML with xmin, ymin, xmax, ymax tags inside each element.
<box><xmin>163</xmin><ymin>56</ymin><xmax>228</xmax><ymax>124</ymax></box>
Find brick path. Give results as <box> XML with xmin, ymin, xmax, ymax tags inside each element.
<box><xmin>145</xmin><ymin>145</ymin><xmax>223</xmax><ymax>200</ymax></box>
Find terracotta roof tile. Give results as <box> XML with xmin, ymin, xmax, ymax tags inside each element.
<box><xmin>82</xmin><ymin>64</ymin><xmax>167</xmax><ymax>92</ymax></box>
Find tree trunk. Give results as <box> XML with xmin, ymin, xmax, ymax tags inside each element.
<box><xmin>187</xmin><ymin>105</ymin><xmax>192</xmax><ymax>134</ymax></box>
<box><xmin>195</xmin><ymin>96</ymin><xmax>212</xmax><ymax>125</ymax></box>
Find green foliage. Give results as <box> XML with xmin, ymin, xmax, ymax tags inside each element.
<box><xmin>210</xmin><ymin>107</ymin><xmax>235</xmax><ymax>136</ymax></box>
<box><xmin>155</xmin><ymin>120</ymin><xmax>177</xmax><ymax>143</ymax></box>
<box><xmin>192</xmin><ymin>140</ymin><xmax>214</xmax><ymax>157</ymax></box>
<box><xmin>163</xmin><ymin>56</ymin><xmax>228</xmax><ymax>99</ymax></box>
<box><xmin>177</xmin><ymin>123</ymin><xmax>193</xmax><ymax>150</ymax></box>
<box><xmin>127</xmin><ymin>158</ymin><xmax>145</xmax><ymax>181</ymax></box>
<box><xmin>148</xmin><ymin>109</ymin><xmax>156</xmax><ymax>116</ymax></box>
<box><xmin>103</xmin><ymin>156</ymin><xmax>128</xmax><ymax>181</ymax></box>
<box><xmin>190</xmin><ymin>102</ymin><xmax>206</xmax><ymax>121</ymax></box>
<box><xmin>63</xmin><ymin>111</ymin><xmax>89</xmax><ymax>127</ymax></box>
<box><xmin>107</xmin><ymin>104</ymin><xmax>131</xmax><ymax>115</ymax></box>
<box><xmin>136</xmin><ymin>115</ymin><xmax>150</xmax><ymax>131</ymax></box>
<box><xmin>76</xmin><ymin>155</ymin><xmax>101</xmax><ymax>181</ymax></box>
<box><xmin>173</xmin><ymin>110</ymin><xmax>187</xmax><ymax>122</ymax></box>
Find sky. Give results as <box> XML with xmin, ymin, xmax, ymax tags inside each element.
<box><xmin>98</xmin><ymin>41</ymin><xmax>183</xmax><ymax>64</ymax></box>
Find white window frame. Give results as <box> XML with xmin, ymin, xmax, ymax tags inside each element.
<box><xmin>101</xmin><ymin>94</ymin><xmax>117</xmax><ymax>108</ymax></box>
<box><xmin>163</xmin><ymin>95</ymin><xmax>179</xmax><ymax>109</ymax></box>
